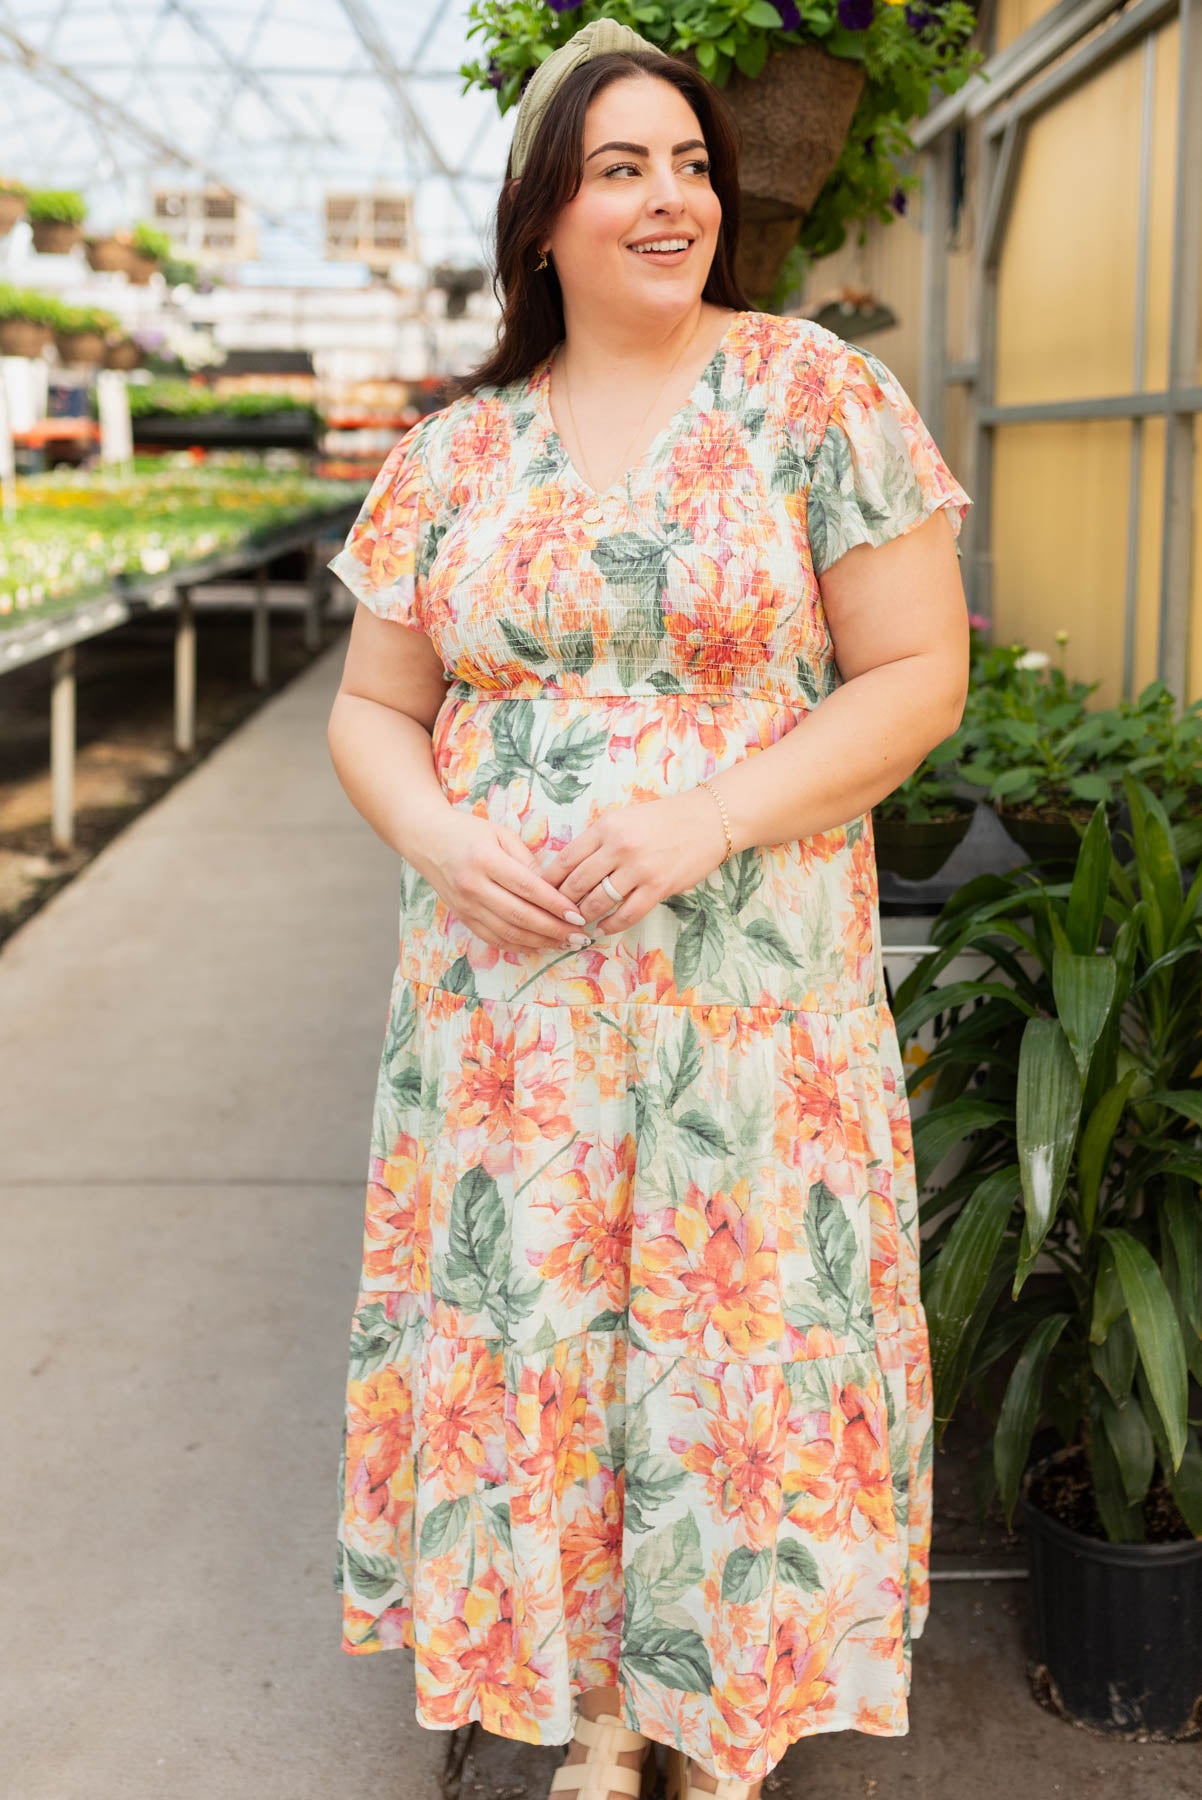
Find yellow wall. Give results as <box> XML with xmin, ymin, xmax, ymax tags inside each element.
<box><xmin>799</xmin><ymin>14</ymin><xmax>1200</xmax><ymax>705</ymax></box>
<box><xmin>994</xmin><ymin>0</ymin><xmax>1064</xmax><ymax>55</ymax></box>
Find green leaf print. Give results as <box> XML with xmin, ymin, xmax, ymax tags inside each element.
<box><xmin>805</xmin><ymin>1180</ymin><xmax>859</xmax><ymax>1321</ymax></box>
<box><xmin>720</xmin><ymin>851</ymin><xmax>763</xmax><ymax>916</ymax></box>
<box><xmin>419</xmin><ymin>1496</ymin><xmax>471</xmax><ymax>1557</ymax></box>
<box><xmin>488</xmin><ymin>1501</ymin><xmax>513</xmax><ymax>1553</ymax></box>
<box><xmin>806</xmin><ymin>425</ymin><xmax>853</xmax><ymax>575</ymax></box>
<box><xmin>662</xmin><ymin>1012</ymin><xmax>703</xmax><ymax>1109</ymax></box>
<box><xmin>345</xmin><ymin>1545</ymin><xmax>400</xmax><ymax>1599</ymax></box>
<box><xmin>771</xmin><ymin>437</ymin><xmax>810</xmax><ymax>496</ymax></box>
<box><xmin>348</xmin><ymin>1301</ymin><xmax>408</xmax><ymax>1376</ymax></box>
<box><xmin>592</xmin><ymin>523</ymin><xmax>692</xmax><ymax>608</ymax></box>
<box><xmin>793</xmin><ymin>656</ymin><xmax>829</xmax><ymax>709</ymax></box>
<box><xmin>721</xmin><ymin>1546</ymin><xmax>771</xmax><ymax>1605</ymax></box>
<box><xmin>744</xmin><ymin>917</ymin><xmax>805</xmax><ymax>969</ymax></box>
<box><xmin>624</xmin><ymin>1404</ymin><xmax>686</xmax><ymax>1533</ymax></box>
<box><xmin>675</xmin><ymin>1107</ymin><xmax>730</xmax><ymax>1159</ymax></box>
<box><xmin>560</xmin><ymin>629</ymin><xmax>595</xmax><ymax>676</ymax></box>
<box><xmin>441</xmin><ymin>955</ymin><xmax>477</xmax><ymax>999</ymax></box>
<box><xmin>665</xmin><ymin>893</ymin><xmax>727</xmax><ymax>990</ymax></box>
<box><xmin>470</xmin><ymin>706</ymin><xmax>610</xmax><ymax>808</ymax></box>
<box><xmin>500</xmin><ymin>618</ymin><xmax>549</xmax><ymax>664</ymax></box>
<box><xmin>776</xmin><ymin>1540</ymin><xmax>823</xmax><ymax>1592</ymax></box>
<box><xmin>622</xmin><ymin>1626</ymin><xmax>713</xmax><ymax>1694</ymax></box>
<box><xmin>630</xmin><ymin>1511</ymin><xmax>705</xmax><ymax>1600</ymax></box>
<box><xmin>647</xmin><ymin>670</ymin><xmax>685</xmax><ymax>695</ymax></box>
<box><xmin>438</xmin><ymin>1163</ymin><xmax>506</xmax><ymax>1313</ymax></box>
<box><xmin>587</xmin><ymin>1308</ymin><xmax>627</xmax><ymax>1332</ymax></box>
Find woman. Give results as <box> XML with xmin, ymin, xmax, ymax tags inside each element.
<box><xmin>326</xmin><ymin>19</ymin><xmax>971</xmax><ymax>1800</ymax></box>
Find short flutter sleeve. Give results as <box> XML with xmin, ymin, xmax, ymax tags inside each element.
<box><xmin>807</xmin><ymin>339</ymin><xmax>972</xmax><ymax>577</ymax></box>
<box><xmin>327</xmin><ymin>414</ymin><xmax>440</xmax><ymax>628</ymax></box>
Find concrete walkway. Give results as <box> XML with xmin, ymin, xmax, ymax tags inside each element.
<box><xmin>0</xmin><ymin>639</ymin><xmax>445</xmax><ymax>1799</ymax></box>
<box><xmin>1</xmin><ymin>639</ymin><xmax>1195</xmax><ymax>1798</ymax></box>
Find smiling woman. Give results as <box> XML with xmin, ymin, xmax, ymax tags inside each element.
<box><xmin>324</xmin><ymin>19</ymin><xmax>972</xmax><ymax>1800</ymax></box>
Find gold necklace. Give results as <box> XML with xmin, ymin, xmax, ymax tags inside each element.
<box><xmin>556</xmin><ymin>314</ymin><xmax>705</xmax><ymax>499</ymax></box>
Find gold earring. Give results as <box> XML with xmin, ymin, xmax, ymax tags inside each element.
<box><xmin>534</xmin><ymin>249</ymin><xmax>548</xmax><ymax>271</ymax></box>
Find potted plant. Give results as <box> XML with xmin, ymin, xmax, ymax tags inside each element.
<box><xmin>26</xmin><ymin>188</ymin><xmax>87</xmax><ymax>255</ymax></box>
<box><xmin>54</xmin><ymin>303</ymin><xmax>121</xmax><ymax>366</ymax></box>
<box><xmin>956</xmin><ymin>639</ymin><xmax>1126</xmax><ymax>866</ymax></box>
<box><xmin>126</xmin><ymin>221</ymin><xmax>173</xmax><ymax>283</ymax></box>
<box><xmin>461</xmin><ymin>0</ymin><xmax>982</xmax><ymax>300</ymax></box>
<box><xmin>85</xmin><ymin>227</ymin><xmax>137</xmax><ymax>274</ymax></box>
<box><xmin>103</xmin><ymin>332</ymin><xmax>143</xmax><ymax>371</ymax></box>
<box><xmin>895</xmin><ymin>774</ymin><xmax>1202</xmax><ymax>1736</ymax></box>
<box><xmin>0</xmin><ymin>178</ymin><xmax>27</xmax><ymax>236</ymax></box>
<box><xmin>0</xmin><ymin>283</ymin><xmax>57</xmax><ymax>356</ymax></box>
<box><xmin>1098</xmin><ymin>680</ymin><xmax>1202</xmax><ymax>829</ymax></box>
<box><xmin>872</xmin><ymin>725</ymin><xmax>977</xmax><ymax>881</ymax></box>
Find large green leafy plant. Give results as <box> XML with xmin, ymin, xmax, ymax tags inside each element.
<box><xmin>460</xmin><ymin>0</ymin><xmax>981</xmax><ymax>260</ymax></box>
<box><xmin>895</xmin><ymin>774</ymin><xmax>1202</xmax><ymax>1541</ymax></box>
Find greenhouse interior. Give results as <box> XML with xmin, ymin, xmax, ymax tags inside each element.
<box><xmin>0</xmin><ymin>1</ymin><xmax>1200</xmax><ymax>1797</ymax></box>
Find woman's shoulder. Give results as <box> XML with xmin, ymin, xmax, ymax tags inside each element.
<box><xmin>730</xmin><ymin>308</ymin><xmax>846</xmax><ymax>375</ymax></box>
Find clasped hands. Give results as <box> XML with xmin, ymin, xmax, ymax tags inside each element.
<box><xmin>417</xmin><ymin>788</ymin><xmax>732</xmax><ymax>956</ymax></box>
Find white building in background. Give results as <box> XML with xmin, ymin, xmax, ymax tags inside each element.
<box><xmin>151</xmin><ymin>188</ymin><xmax>260</xmax><ymax>267</ymax></box>
<box><xmin>324</xmin><ymin>192</ymin><xmax>417</xmax><ymax>272</ymax></box>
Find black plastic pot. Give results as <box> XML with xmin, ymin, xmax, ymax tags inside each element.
<box><xmin>130</xmin><ymin>411</ymin><xmax>320</xmax><ymax>450</ymax></box>
<box><xmin>1020</xmin><ymin>1453</ymin><xmax>1202</xmax><ymax>1738</ymax></box>
<box><xmin>997</xmin><ymin>809</ymin><xmax>1091</xmax><ymax>867</ymax></box>
<box><xmin>873</xmin><ymin>802</ymin><xmax>977</xmax><ymax>882</ymax></box>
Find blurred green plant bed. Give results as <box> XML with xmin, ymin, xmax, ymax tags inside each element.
<box><xmin>878</xmin><ymin>625</ymin><xmax>1202</xmax><ymax>835</ymax></box>
<box><xmin>0</xmin><ymin>458</ymin><xmax>367</xmax><ymax>632</ymax></box>
<box><xmin>118</xmin><ymin>382</ymin><xmax>324</xmax><ymax>424</ymax></box>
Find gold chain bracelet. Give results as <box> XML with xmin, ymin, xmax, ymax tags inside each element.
<box><xmin>699</xmin><ymin>779</ymin><xmax>734</xmax><ymax>867</ymax></box>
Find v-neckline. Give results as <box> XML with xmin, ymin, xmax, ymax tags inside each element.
<box><xmin>533</xmin><ymin>310</ymin><xmax>746</xmax><ymax>505</ymax></box>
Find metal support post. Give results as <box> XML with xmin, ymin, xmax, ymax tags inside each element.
<box><xmin>174</xmin><ymin>585</ymin><xmax>196</xmax><ymax>753</ymax></box>
<box><xmin>252</xmin><ymin>563</ymin><xmax>270</xmax><ymax>688</ymax></box>
<box><xmin>50</xmin><ymin>644</ymin><xmax>76</xmax><ymax>852</ymax></box>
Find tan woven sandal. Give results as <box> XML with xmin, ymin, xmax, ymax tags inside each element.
<box><xmin>549</xmin><ymin>1714</ymin><xmax>657</xmax><ymax>1800</ymax></box>
<box><xmin>664</xmin><ymin>1747</ymin><xmax>760</xmax><ymax>1800</ymax></box>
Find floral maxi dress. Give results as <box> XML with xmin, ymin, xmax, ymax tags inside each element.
<box><xmin>326</xmin><ymin>311</ymin><xmax>972</xmax><ymax>1780</ymax></box>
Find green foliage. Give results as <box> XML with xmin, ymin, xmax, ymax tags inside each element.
<box><xmin>130</xmin><ymin>221</ymin><xmax>173</xmax><ymax>261</ymax></box>
<box><xmin>901</xmin><ymin>631</ymin><xmax>1201</xmax><ymax>832</ymax></box>
<box><xmin>460</xmin><ymin>0</ymin><xmax>982</xmax><ymax>266</ymax></box>
<box><xmin>125</xmin><ymin>381</ymin><xmax>321</xmax><ymax>422</ymax></box>
<box><xmin>0</xmin><ymin>282</ymin><xmax>65</xmax><ymax>326</ymax></box>
<box><xmin>896</xmin><ymin>776</ymin><xmax>1202</xmax><ymax>1542</ymax></box>
<box><xmin>55</xmin><ymin>303</ymin><xmax>121</xmax><ymax>336</ymax></box>
<box><xmin>25</xmin><ymin>188</ymin><xmax>87</xmax><ymax>226</ymax></box>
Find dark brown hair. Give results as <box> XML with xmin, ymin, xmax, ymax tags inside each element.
<box><xmin>449</xmin><ymin>50</ymin><xmax>751</xmax><ymax>398</ymax></box>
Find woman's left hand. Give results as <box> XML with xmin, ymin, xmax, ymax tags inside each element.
<box><xmin>539</xmin><ymin>788</ymin><xmax>731</xmax><ymax>936</ymax></box>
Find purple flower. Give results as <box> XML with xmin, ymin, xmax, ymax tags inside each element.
<box><xmin>486</xmin><ymin>56</ymin><xmax>505</xmax><ymax>89</ymax></box>
<box><xmin>905</xmin><ymin>3</ymin><xmax>935</xmax><ymax>28</ymax></box>
<box><xmin>545</xmin><ymin>0</ymin><xmax>580</xmax><ymax>10</ymax></box>
<box><xmin>776</xmin><ymin>0</ymin><xmax>803</xmax><ymax>26</ymax></box>
<box><xmin>837</xmin><ymin>0</ymin><xmax>874</xmax><ymax>26</ymax></box>
<box><xmin>889</xmin><ymin>186</ymin><xmax>907</xmax><ymax>214</ymax></box>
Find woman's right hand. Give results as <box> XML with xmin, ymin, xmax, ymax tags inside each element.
<box><xmin>412</xmin><ymin>812</ymin><xmax>592</xmax><ymax>953</ymax></box>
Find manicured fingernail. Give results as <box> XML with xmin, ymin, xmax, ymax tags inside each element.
<box><xmin>568</xmin><ymin>933</ymin><xmax>590</xmax><ymax>947</ymax></box>
<box><xmin>565</xmin><ymin>909</ymin><xmax>586</xmax><ymax>925</ymax></box>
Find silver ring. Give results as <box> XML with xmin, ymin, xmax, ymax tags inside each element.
<box><xmin>601</xmin><ymin>873</ymin><xmax>624</xmax><ymax>905</ymax></box>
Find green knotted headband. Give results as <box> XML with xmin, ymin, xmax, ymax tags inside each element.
<box><xmin>508</xmin><ymin>19</ymin><xmax>668</xmax><ymax>178</ymax></box>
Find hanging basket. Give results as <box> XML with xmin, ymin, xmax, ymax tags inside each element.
<box><xmin>0</xmin><ymin>191</ymin><xmax>26</xmax><ymax>236</ymax></box>
<box><xmin>86</xmin><ymin>235</ymin><xmax>137</xmax><ymax>274</ymax></box>
<box><xmin>685</xmin><ymin>42</ymin><xmax>867</xmax><ymax>297</ymax></box>
<box><xmin>56</xmin><ymin>329</ymin><xmax>107</xmax><ymax>366</ymax></box>
<box><xmin>103</xmin><ymin>337</ymin><xmax>143</xmax><ymax>371</ymax></box>
<box><xmin>124</xmin><ymin>251</ymin><xmax>159</xmax><ymax>285</ymax></box>
<box><xmin>30</xmin><ymin>218</ymin><xmax>83</xmax><ymax>255</ymax></box>
<box><xmin>0</xmin><ymin>318</ymin><xmax>52</xmax><ymax>356</ymax></box>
